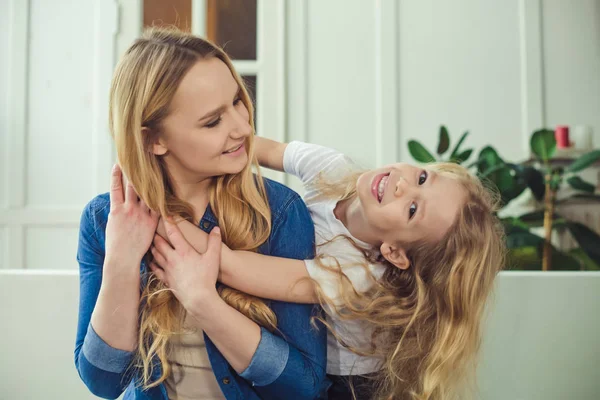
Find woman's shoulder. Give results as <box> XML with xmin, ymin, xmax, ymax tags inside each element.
<box><xmin>260</xmin><ymin>178</ymin><xmax>315</xmax><ymax>259</ymax></box>
<box><xmin>80</xmin><ymin>192</ymin><xmax>111</xmax><ymax>232</ymax></box>
<box><xmin>261</xmin><ymin>177</ymin><xmax>306</xmax><ymax>222</ymax></box>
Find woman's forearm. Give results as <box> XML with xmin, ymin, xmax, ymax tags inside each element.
<box><xmin>188</xmin><ymin>293</ymin><xmax>261</xmax><ymax>373</ymax></box>
<box><xmin>90</xmin><ymin>257</ymin><xmax>141</xmax><ymax>352</ymax></box>
<box><xmin>161</xmin><ymin>218</ymin><xmax>317</xmax><ymax>303</ymax></box>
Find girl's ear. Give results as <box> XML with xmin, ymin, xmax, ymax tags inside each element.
<box><xmin>380</xmin><ymin>242</ymin><xmax>410</xmax><ymax>270</ymax></box>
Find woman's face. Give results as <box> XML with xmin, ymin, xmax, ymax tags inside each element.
<box><xmin>153</xmin><ymin>58</ymin><xmax>252</xmax><ymax>184</ymax></box>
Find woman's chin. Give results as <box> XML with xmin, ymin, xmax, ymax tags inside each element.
<box><xmin>222</xmin><ymin>153</ymin><xmax>249</xmax><ymax>176</ymax></box>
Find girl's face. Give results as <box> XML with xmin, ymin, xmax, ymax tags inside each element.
<box><xmin>152</xmin><ymin>58</ymin><xmax>252</xmax><ymax>184</ymax></box>
<box><xmin>356</xmin><ymin>163</ymin><xmax>466</xmax><ymax>263</ymax></box>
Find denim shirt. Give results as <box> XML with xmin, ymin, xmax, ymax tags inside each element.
<box><xmin>75</xmin><ymin>178</ymin><xmax>329</xmax><ymax>399</ymax></box>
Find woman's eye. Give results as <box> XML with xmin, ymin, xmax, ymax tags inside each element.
<box><xmin>418</xmin><ymin>171</ymin><xmax>428</xmax><ymax>185</ymax></box>
<box><xmin>205</xmin><ymin>117</ymin><xmax>222</xmax><ymax>128</ymax></box>
<box><xmin>233</xmin><ymin>97</ymin><xmax>242</xmax><ymax>106</ymax></box>
<box><xmin>409</xmin><ymin>202</ymin><xmax>417</xmax><ymax>219</ymax></box>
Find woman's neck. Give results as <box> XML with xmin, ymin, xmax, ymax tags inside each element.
<box><xmin>172</xmin><ymin>176</ymin><xmax>212</xmax><ymax>222</ymax></box>
<box><xmin>334</xmin><ymin>195</ymin><xmax>378</xmax><ymax>246</ymax></box>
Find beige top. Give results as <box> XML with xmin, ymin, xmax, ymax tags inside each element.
<box><xmin>165</xmin><ymin>315</ymin><xmax>226</xmax><ymax>400</ymax></box>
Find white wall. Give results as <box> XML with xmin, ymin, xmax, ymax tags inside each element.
<box><xmin>0</xmin><ymin>0</ymin><xmax>117</xmax><ymax>271</ymax></box>
<box><xmin>3</xmin><ymin>0</ymin><xmax>598</xmax><ymax>268</ymax></box>
<box><xmin>0</xmin><ymin>0</ymin><xmax>118</xmax><ymax>398</ymax></box>
<box><xmin>286</xmin><ymin>0</ymin><xmax>600</xmax><ymax>181</ymax></box>
<box><xmin>397</xmin><ymin>0</ymin><xmax>524</xmax><ymax>161</ymax></box>
<box><xmin>543</xmin><ymin>0</ymin><xmax>600</xmax><ymax>145</ymax></box>
<box><xmin>1</xmin><ymin>0</ymin><xmax>599</xmax><ymax>399</ymax></box>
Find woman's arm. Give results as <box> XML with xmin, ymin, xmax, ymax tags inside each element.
<box><xmin>156</xmin><ymin>217</ymin><xmax>318</xmax><ymax>303</ymax></box>
<box><xmin>247</xmin><ymin>193</ymin><xmax>328</xmax><ymax>399</ymax></box>
<box><xmin>75</xmin><ymin>166</ymin><xmax>158</xmax><ymax>399</ymax></box>
<box><xmin>254</xmin><ymin>136</ymin><xmax>287</xmax><ymax>171</ymax></box>
<box><xmin>153</xmin><ymin>193</ymin><xmax>328</xmax><ymax>399</ymax></box>
<box><xmin>152</xmin><ymin>225</ymin><xmax>262</xmax><ymax>373</ymax></box>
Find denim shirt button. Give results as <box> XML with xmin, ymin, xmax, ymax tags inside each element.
<box><xmin>202</xmin><ymin>220</ymin><xmax>211</xmax><ymax>229</ymax></box>
<box><xmin>222</xmin><ymin>377</ymin><xmax>231</xmax><ymax>385</ymax></box>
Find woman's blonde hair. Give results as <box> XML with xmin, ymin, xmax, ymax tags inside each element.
<box><xmin>313</xmin><ymin>163</ymin><xmax>506</xmax><ymax>400</ymax></box>
<box><xmin>108</xmin><ymin>27</ymin><xmax>276</xmax><ymax>387</ymax></box>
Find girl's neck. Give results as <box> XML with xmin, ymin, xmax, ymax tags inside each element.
<box><xmin>334</xmin><ymin>195</ymin><xmax>378</xmax><ymax>246</ymax></box>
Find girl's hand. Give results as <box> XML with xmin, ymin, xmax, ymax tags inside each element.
<box><xmin>150</xmin><ymin>220</ymin><xmax>222</xmax><ymax>313</ymax></box>
<box><xmin>105</xmin><ymin>164</ymin><xmax>159</xmax><ymax>268</ymax></box>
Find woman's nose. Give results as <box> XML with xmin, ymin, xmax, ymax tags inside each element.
<box><xmin>229</xmin><ymin>110</ymin><xmax>252</xmax><ymax>139</ymax></box>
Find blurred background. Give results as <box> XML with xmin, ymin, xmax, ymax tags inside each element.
<box><xmin>1</xmin><ymin>0</ymin><xmax>599</xmax><ymax>399</ymax></box>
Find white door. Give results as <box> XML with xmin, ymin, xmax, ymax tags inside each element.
<box><xmin>0</xmin><ymin>0</ymin><xmax>119</xmax><ymax>398</ymax></box>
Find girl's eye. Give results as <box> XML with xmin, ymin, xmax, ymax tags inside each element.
<box><xmin>233</xmin><ymin>97</ymin><xmax>242</xmax><ymax>106</ymax></box>
<box><xmin>418</xmin><ymin>171</ymin><xmax>428</xmax><ymax>185</ymax></box>
<box><xmin>409</xmin><ymin>202</ymin><xmax>417</xmax><ymax>219</ymax></box>
<box><xmin>205</xmin><ymin>117</ymin><xmax>222</xmax><ymax>128</ymax></box>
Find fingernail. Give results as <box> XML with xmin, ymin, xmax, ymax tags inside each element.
<box><xmin>212</xmin><ymin>227</ymin><xmax>221</xmax><ymax>235</ymax></box>
<box><xmin>112</xmin><ymin>164</ymin><xmax>118</xmax><ymax>171</ymax></box>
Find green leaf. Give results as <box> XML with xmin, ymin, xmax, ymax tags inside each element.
<box><xmin>507</xmin><ymin>245</ymin><xmax>582</xmax><ymax>271</ymax></box>
<box><xmin>476</xmin><ymin>147</ymin><xmax>528</xmax><ymax>205</ymax></box>
<box><xmin>566</xmin><ymin>176</ymin><xmax>596</xmax><ymax>193</ymax></box>
<box><xmin>522</xmin><ymin>166</ymin><xmax>546</xmax><ymax>201</ymax></box>
<box><xmin>501</xmin><ymin>217</ymin><xmax>530</xmax><ymax>233</ymax></box>
<box><xmin>452</xmin><ymin>149</ymin><xmax>473</xmax><ymax>164</ymax></box>
<box><xmin>477</xmin><ymin>146</ymin><xmax>503</xmax><ymax>173</ymax></box>
<box><xmin>507</xmin><ymin>246</ymin><xmax>542</xmax><ymax>270</ymax></box>
<box><xmin>568</xmin><ymin>248</ymin><xmax>600</xmax><ymax>271</ymax></box>
<box><xmin>449</xmin><ymin>131</ymin><xmax>470</xmax><ymax>160</ymax></box>
<box><xmin>437</xmin><ymin>126</ymin><xmax>450</xmax><ymax>155</ymax></box>
<box><xmin>505</xmin><ymin>231</ymin><xmax>543</xmax><ymax>249</ymax></box>
<box><xmin>494</xmin><ymin>166</ymin><xmax>525</xmax><ymax>205</ymax></box>
<box><xmin>530</xmin><ymin>129</ymin><xmax>556</xmax><ymax>161</ymax></box>
<box><xmin>565</xmin><ymin>222</ymin><xmax>600</xmax><ymax>266</ymax></box>
<box><xmin>545</xmin><ymin>246</ymin><xmax>582</xmax><ymax>271</ymax></box>
<box><xmin>565</xmin><ymin>150</ymin><xmax>600</xmax><ymax>173</ymax></box>
<box><xmin>407</xmin><ymin>140</ymin><xmax>436</xmax><ymax>163</ymax></box>
<box><xmin>481</xmin><ymin>163</ymin><xmax>507</xmax><ymax>178</ymax></box>
<box><xmin>516</xmin><ymin>210</ymin><xmax>566</xmax><ymax>228</ymax></box>
<box><xmin>517</xmin><ymin>210</ymin><xmax>545</xmax><ymax>226</ymax></box>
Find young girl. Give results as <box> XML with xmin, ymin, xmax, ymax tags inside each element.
<box><xmin>152</xmin><ymin>137</ymin><xmax>506</xmax><ymax>399</ymax></box>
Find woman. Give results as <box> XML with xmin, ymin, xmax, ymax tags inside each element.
<box><xmin>74</xmin><ymin>28</ymin><xmax>328</xmax><ymax>400</ymax></box>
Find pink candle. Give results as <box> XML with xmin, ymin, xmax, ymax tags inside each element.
<box><xmin>555</xmin><ymin>125</ymin><xmax>570</xmax><ymax>148</ymax></box>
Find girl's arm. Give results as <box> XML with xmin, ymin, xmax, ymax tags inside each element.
<box><xmin>254</xmin><ymin>136</ymin><xmax>287</xmax><ymax>172</ymax></box>
<box><xmin>221</xmin><ymin>248</ymin><xmax>317</xmax><ymax>304</ymax></box>
<box><xmin>156</xmin><ymin>218</ymin><xmax>318</xmax><ymax>304</ymax></box>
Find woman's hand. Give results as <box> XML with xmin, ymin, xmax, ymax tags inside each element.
<box><xmin>150</xmin><ymin>220</ymin><xmax>223</xmax><ymax>313</ymax></box>
<box><xmin>105</xmin><ymin>164</ymin><xmax>159</xmax><ymax>269</ymax></box>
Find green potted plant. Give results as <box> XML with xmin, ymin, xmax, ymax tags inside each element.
<box><xmin>407</xmin><ymin>126</ymin><xmax>600</xmax><ymax>271</ymax></box>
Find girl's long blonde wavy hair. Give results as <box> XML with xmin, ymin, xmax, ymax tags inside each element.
<box><xmin>108</xmin><ymin>28</ymin><xmax>277</xmax><ymax>388</ymax></box>
<box><xmin>314</xmin><ymin>163</ymin><xmax>506</xmax><ymax>400</ymax></box>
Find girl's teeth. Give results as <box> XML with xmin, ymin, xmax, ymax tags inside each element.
<box><xmin>378</xmin><ymin>176</ymin><xmax>388</xmax><ymax>202</ymax></box>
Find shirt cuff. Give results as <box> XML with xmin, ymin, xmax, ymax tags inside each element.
<box><xmin>82</xmin><ymin>324</ymin><xmax>134</xmax><ymax>374</ymax></box>
<box><xmin>239</xmin><ymin>327</ymin><xmax>290</xmax><ymax>386</ymax></box>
